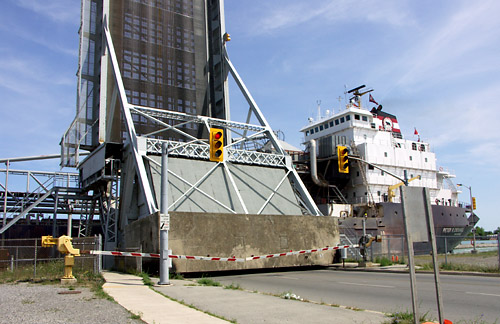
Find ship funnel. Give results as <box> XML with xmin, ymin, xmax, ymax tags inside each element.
<box><xmin>309</xmin><ymin>139</ymin><xmax>328</xmax><ymax>188</ymax></box>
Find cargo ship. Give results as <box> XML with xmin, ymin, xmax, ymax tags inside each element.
<box><xmin>292</xmin><ymin>85</ymin><xmax>478</xmax><ymax>254</ymax></box>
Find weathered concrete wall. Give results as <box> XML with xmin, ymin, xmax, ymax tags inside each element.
<box><xmin>124</xmin><ymin>211</ymin><xmax>339</xmax><ymax>273</ymax></box>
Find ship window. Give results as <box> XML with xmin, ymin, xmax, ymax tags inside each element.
<box><xmin>425</xmin><ymin>157</ymin><xmax>428</xmax><ymax>162</ymax></box>
<box><xmin>319</xmin><ymin>125</ymin><xmax>324</xmax><ymax>131</ymax></box>
<box><xmin>377</xmin><ymin>191</ymin><xmax>381</xmax><ymax>196</ymax></box>
<box><xmin>340</xmin><ymin>117</ymin><xmax>345</xmax><ymax>123</ymax></box>
<box><xmin>346</xmin><ymin>115</ymin><xmax>351</xmax><ymax>121</ymax></box>
<box><xmin>353</xmin><ymin>192</ymin><xmax>356</xmax><ymax>197</ymax></box>
<box><xmin>355</xmin><ymin>114</ymin><xmax>360</xmax><ymax>120</ymax></box>
<box><xmin>306</xmin><ymin>130</ymin><xmax>309</xmax><ymax>136</ymax></box>
<box><xmin>412</xmin><ymin>143</ymin><xmax>417</xmax><ymax>150</ymax></box>
<box><xmin>329</xmin><ymin>121</ymin><xmax>334</xmax><ymax>127</ymax></box>
<box><xmin>368</xmin><ymin>165</ymin><xmax>374</xmax><ymax>170</ymax></box>
<box><xmin>384</xmin><ymin>152</ymin><xmax>388</xmax><ymax>157</ymax></box>
<box><xmin>315</xmin><ymin>127</ymin><xmax>319</xmax><ymax>133</ymax></box>
<box><xmin>356</xmin><ymin>171</ymin><xmax>360</xmax><ymax>177</ymax></box>
<box><xmin>324</xmin><ymin>123</ymin><xmax>329</xmax><ymax>129</ymax></box>
<box><xmin>420</xmin><ymin>144</ymin><xmax>425</xmax><ymax>152</ymax></box>
<box><xmin>410</xmin><ymin>156</ymin><xmax>413</xmax><ymax>161</ymax></box>
<box><xmin>381</xmin><ymin>170</ymin><xmax>384</xmax><ymax>176</ymax></box>
<box><xmin>362</xmin><ymin>116</ymin><xmax>368</xmax><ymax>121</ymax></box>
<box><xmin>310</xmin><ymin>129</ymin><xmax>314</xmax><ymax>134</ymax></box>
<box><xmin>335</xmin><ymin>119</ymin><xmax>339</xmax><ymax>125</ymax></box>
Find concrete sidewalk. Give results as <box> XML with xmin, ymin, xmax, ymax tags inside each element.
<box><xmin>102</xmin><ymin>271</ymin><xmax>388</xmax><ymax>324</ymax></box>
<box><xmin>102</xmin><ymin>271</ymin><xmax>227</xmax><ymax>324</ymax></box>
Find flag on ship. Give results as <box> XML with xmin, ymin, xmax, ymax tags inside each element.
<box><xmin>414</xmin><ymin>128</ymin><xmax>419</xmax><ymax>135</ymax></box>
<box><xmin>369</xmin><ymin>94</ymin><xmax>378</xmax><ymax>105</ymax></box>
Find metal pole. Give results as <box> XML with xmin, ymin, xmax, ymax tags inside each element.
<box><xmin>34</xmin><ymin>239</ymin><xmax>37</xmax><ymax>280</ymax></box>
<box><xmin>98</xmin><ymin>234</ymin><xmax>102</xmax><ymax>274</ymax></box>
<box><xmin>424</xmin><ymin>188</ymin><xmax>444</xmax><ymax>324</ymax></box>
<box><xmin>400</xmin><ymin>186</ymin><xmax>418</xmax><ymax>324</ymax></box>
<box><xmin>67</xmin><ymin>205</ymin><xmax>73</xmax><ymax>237</ymax></box>
<box><xmin>497</xmin><ymin>233</ymin><xmax>500</xmax><ymax>271</ymax></box>
<box><xmin>158</xmin><ymin>143</ymin><xmax>170</xmax><ymax>285</ymax></box>
<box><xmin>444</xmin><ymin>236</ymin><xmax>448</xmax><ymax>265</ymax></box>
<box><xmin>2</xmin><ymin>160</ymin><xmax>9</xmax><ymax>245</ymax></box>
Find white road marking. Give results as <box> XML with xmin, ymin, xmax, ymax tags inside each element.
<box><xmin>338</xmin><ymin>281</ymin><xmax>395</xmax><ymax>288</ymax></box>
<box><xmin>466</xmin><ymin>292</ymin><xmax>500</xmax><ymax>297</ymax></box>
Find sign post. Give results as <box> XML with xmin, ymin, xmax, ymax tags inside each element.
<box><xmin>401</xmin><ymin>185</ymin><xmax>444</xmax><ymax>324</ymax></box>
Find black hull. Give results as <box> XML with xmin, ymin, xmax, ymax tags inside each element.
<box><xmin>340</xmin><ymin>202</ymin><xmax>472</xmax><ymax>254</ymax></box>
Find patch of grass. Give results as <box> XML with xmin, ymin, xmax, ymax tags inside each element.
<box><xmin>170</xmin><ymin>272</ymin><xmax>184</xmax><ymax>280</ymax></box>
<box><xmin>375</xmin><ymin>256</ymin><xmax>394</xmax><ymax>267</ymax></box>
<box><xmin>197</xmin><ymin>278</ymin><xmax>221</xmax><ymax>287</ymax></box>
<box><xmin>139</xmin><ymin>272</ymin><xmax>154</xmax><ymax>287</ymax></box>
<box><xmin>385</xmin><ymin>310</ymin><xmax>431</xmax><ymax>324</ymax></box>
<box><xmin>0</xmin><ymin>260</ymin><xmax>64</xmax><ymax>283</ymax></box>
<box><xmin>223</xmin><ymin>282</ymin><xmax>242</xmax><ymax>290</ymax></box>
<box><xmin>129</xmin><ymin>312</ymin><xmax>142</xmax><ymax>320</ymax></box>
<box><xmin>415</xmin><ymin>262</ymin><xmax>500</xmax><ymax>273</ymax></box>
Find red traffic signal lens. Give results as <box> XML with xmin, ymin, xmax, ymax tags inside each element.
<box><xmin>214</xmin><ymin>132</ymin><xmax>222</xmax><ymax>140</ymax></box>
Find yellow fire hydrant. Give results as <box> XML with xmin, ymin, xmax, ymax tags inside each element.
<box><xmin>41</xmin><ymin>235</ymin><xmax>80</xmax><ymax>284</ymax></box>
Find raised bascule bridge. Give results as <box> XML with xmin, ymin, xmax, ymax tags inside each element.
<box><xmin>1</xmin><ymin>1</ymin><xmax>339</xmax><ymax>273</ymax></box>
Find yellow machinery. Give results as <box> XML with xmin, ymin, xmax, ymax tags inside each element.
<box><xmin>387</xmin><ymin>175</ymin><xmax>421</xmax><ymax>202</ymax></box>
<box><xmin>41</xmin><ymin>235</ymin><xmax>80</xmax><ymax>282</ymax></box>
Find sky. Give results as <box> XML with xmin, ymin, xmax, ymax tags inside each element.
<box><xmin>0</xmin><ymin>0</ymin><xmax>499</xmax><ymax>231</ymax></box>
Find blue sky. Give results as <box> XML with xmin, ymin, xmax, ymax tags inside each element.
<box><xmin>0</xmin><ymin>0</ymin><xmax>499</xmax><ymax>231</ymax></box>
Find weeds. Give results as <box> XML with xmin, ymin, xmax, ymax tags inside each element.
<box><xmin>170</xmin><ymin>272</ymin><xmax>184</xmax><ymax>280</ymax></box>
<box><xmin>197</xmin><ymin>278</ymin><xmax>221</xmax><ymax>287</ymax></box>
<box><xmin>223</xmin><ymin>282</ymin><xmax>242</xmax><ymax>290</ymax></box>
<box><xmin>416</xmin><ymin>262</ymin><xmax>499</xmax><ymax>273</ymax></box>
<box><xmin>386</xmin><ymin>309</ymin><xmax>431</xmax><ymax>324</ymax></box>
<box><xmin>139</xmin><ymin>272</ymin><xmax>154</xmax><ymax>286</ymax></box>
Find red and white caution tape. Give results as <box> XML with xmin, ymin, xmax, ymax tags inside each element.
<box><xmin>83</xmin><ymin>245</ymin><xmax>358</xmax><ymax>263</ymax></box>
<box><xmin>85</xmin><ymin>250</ymin><xmax>244</xmax><ymax>262</ymax></box>
<box><xmin>246</xmin><ymin>245</ymin><xmax>358</xmax><ymax>261</ymax></box>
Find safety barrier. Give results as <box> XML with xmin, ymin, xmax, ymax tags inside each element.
<box><xmin>82</xmin><ymin>244</ymin><xmax>359</xmax><ymax>263</ymax></box>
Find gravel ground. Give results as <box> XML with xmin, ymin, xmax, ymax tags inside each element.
<box><xmin>0</xmin><ymin>283</ymin><xmax>144</xmax><ymax>324</ymax></box>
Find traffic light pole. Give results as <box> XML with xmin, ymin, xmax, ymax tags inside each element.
<box><xmin>158</xmin><ymin>143</ymin><xmax>170</xmax><ymax>285</ymax></box>
<box><xmin>348</xmin><ymin>156</ymin><xmax>406</xmax><ymax>184</ymax></box>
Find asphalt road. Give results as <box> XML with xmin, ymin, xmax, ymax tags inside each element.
<box><xmin>210</xmin><ymin>269</ymin><xmax>500</xmax><ymax>323</ymax></box>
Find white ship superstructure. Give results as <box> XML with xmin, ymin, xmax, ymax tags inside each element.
<box><xmin>300</xmin><ymin>90</ymin><xmax>460</xmax><ymax>210</ymax></box>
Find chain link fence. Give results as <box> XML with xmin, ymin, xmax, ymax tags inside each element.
<box><xmin>0</xmin><ymin>235</ymin><xmax>102</xmax><ymax>276</ymax></box>
<box><xmin>342</xmin><ymin>233</ymin><xmax>500</xmax><ymax>269</ymax></box>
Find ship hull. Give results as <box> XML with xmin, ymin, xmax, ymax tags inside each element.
<box><xmin>339</xmin><ymin>202</ymin><xmax>471</xmax><ymax>254</ymax></box>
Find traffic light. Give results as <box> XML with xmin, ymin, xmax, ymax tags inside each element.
<box><xmin>472</xmin><ymin>197</ymin><xmax>476</xmax><ymax>210</ymax></box>
<box><xmin>209</xmin><ymin>128</ymin><xmax>224</xmax><ymax>162</ymax></box>
<box><xmin>337</xmin><ymin>145</ymin><xmax>349</xmax><ymax>173</ymax></box>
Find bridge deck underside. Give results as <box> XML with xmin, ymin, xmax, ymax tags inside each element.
<box><xmin>148</xmin><ymin>156</ymin><xmax>302</xmax><ymax>215</ymax></box>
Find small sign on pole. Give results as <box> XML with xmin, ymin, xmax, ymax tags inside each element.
<box><xmin>160</xmin><ymin>213</ymin><xmax>170</xmax><ymax>231</ymax></box>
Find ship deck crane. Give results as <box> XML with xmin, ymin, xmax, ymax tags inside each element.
<box><xmin>388</xmin><ymin>175</ymin><xmax>421</xmax><ymax>202</ymax></box>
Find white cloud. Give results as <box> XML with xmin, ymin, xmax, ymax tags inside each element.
<box><xmin>13</xmin><ymin>0</ymin><xmax>80</xmax><ymax>25</ymax></box>
<box><xmin>389</xmin><ymin>0</ymin><xmax>500</xmax><ymax>90</ymax></box>
<box><xmin>253</xmin><ymin>0</ymin><xmax>415</xmax><ymax>34</ymax></box>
